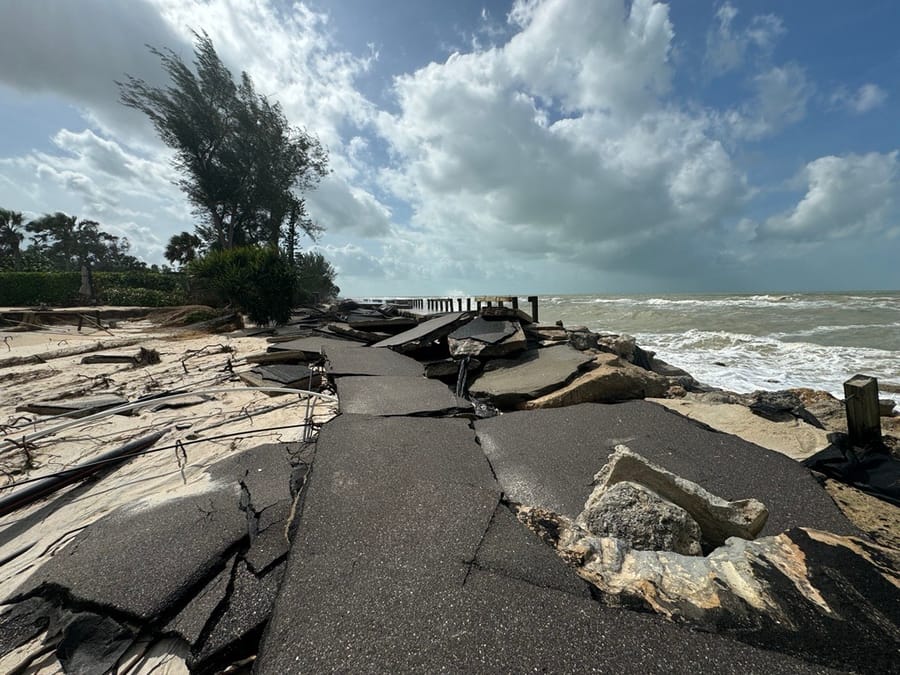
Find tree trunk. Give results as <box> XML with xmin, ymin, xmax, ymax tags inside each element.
<box><xmin>210</xmin><ymin>209</ymin><xmax>225</xmax><ymax>249</ymax></box>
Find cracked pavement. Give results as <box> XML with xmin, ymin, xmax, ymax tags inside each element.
<box><xmin>1</xmin><ymin>328</ymin><xmax>890</xmax><ymax>673</ymax></box>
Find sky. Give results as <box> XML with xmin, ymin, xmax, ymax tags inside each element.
<box><xmin>0</xmin><ymin>0</ymin><xmax>898</xmax><ymax>296</ymax></box>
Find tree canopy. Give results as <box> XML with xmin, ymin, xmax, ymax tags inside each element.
<box><xmin>118</xmin><ymin>32</ymin><xmax>328</xmax><ymax>253</ymax></box>
<box><xmin>25</xmin><ymin>212</ymin><xmax>145</xmax><ymax>271</ymax></box>
<box><xmin>164</xmin><ymin>231</ymin><xmax>203</xmax><ymax>268</ymax></box>
<box><xmin>294</xmin><ymin>251</ymin><xmax>340</xmax><ymax>303</ymax></box>
<box><xmin>0</xmin><ymin>209</ymin><xmax>147</xmax><ymax>272</ymax></box>
<box><xmin>0</xmin><ymin>208</ymin><xmax>25</xmax><ymax>270</ymax></box>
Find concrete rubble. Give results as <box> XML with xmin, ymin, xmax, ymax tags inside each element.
<box><xmin>521</xmin><ymin>352</ymin><xmax>668</xmax><ymax>409</ymax></box>
<box><xmin>0</xmin><ymin>299</ymin><xmax>898</xmax><ymax>673</ymax></box>
<box><xmin>584</xmin><ymin>445</ymin><xmax>769</xmax><ymax>547</ymax></box>
<box><xmin>519</xmin><ymin>505</ymin><xmax>900</xmax><ymax>672</ymax></box>
<box><xmin>577</xmin><ymin>480</ymin><xmax>704</xmax><ymax>555</ymax></box>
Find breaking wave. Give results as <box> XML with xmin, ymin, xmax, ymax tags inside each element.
<box><xmin>542</xmin><ymin>291</ymin><xmax>900</xmax><ymax>397</ymax></box>
<box><xmin>637</xmin><ymin>330</ymin><xmax>900</xmax><ymax>398</ymax></box>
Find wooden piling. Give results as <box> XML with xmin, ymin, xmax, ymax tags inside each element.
<box><xmin>528</xmin><ymin>296</ymin><xmax>539</xmax><ymax>322</ymax></box>
<box><xmin>843</xmin><ymin>375</ymin><xmax>881</xmax><ymax>445</ymax></box>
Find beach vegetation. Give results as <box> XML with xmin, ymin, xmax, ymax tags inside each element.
<box><xmin>0</xmin><ymin>208</ymin><xmax>25</xmax><ymax>270</ymax></box>
<box><xmin>293</xmin><ymin>250</ymin><xmax>340</xmax><ymax>303</ymax></box>
<box><xmin>188</xmin><ymin>246</ymin><xmax>296</xmax><ymax>325</ymax></box>
<box><xmin>23</xmin><ymin>212</ymin><xmax>146</xmax><ymax>272</ymax></box>
<box><xmin>0</xmin><ymin>270</ymin><xmax>187</xmax><ymax>306</ymax></box>
<box><xmin>164</xmin><ymin>231</ymin><xmax>203</xmax><ymax>268</ymax></box>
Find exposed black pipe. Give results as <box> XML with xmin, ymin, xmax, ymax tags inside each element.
<box><xmin>0</xmin><ymin>430</ymin><xmax>168</xmax><ymax>518</ymax></box>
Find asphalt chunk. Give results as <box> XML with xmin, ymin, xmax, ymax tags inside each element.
<box><xmin>327</xmin><ymin>346</ymin><xmax>424</xmax><ymax>377</ymax></box>
<box><xmin>11</xmin><ymin>489</ymin><xmax>247</xmax><ymax>621</ymax></box>
<box><xmin>336</xmin><ymin>375</ymin><xmax>470</xmax><ymax>416</ymax></box>
<box><xmin>473</xmin><ymin>503</ymin><xmax>593</xmax><ymax>598</ymax></box>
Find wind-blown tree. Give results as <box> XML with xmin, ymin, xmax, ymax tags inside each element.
<box><xmin>0</xmin><ymin>208</ymin><xmax>25</xmax><ymax>270</ymax></box>
<box><xmin>118</xmin><ymin>32</ymin><xmax>328</xmax><ymax>251</ymax></box>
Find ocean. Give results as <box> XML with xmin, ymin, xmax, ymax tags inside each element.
<box><xmin>539</xmin><ymin>292</ymin><xmax>900</xmax><ymax>399</ymax></box>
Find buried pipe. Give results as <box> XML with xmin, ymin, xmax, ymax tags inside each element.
<box><xmin>0</xmin><ymin>429</ymin><xmax>168</xmax><ymax>517</ymax></box>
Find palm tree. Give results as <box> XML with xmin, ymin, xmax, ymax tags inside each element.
<box><xmin>0</xmin><ymin>208</ymin><xmax>25</xmax><ymax>270</ymax></box>
<box><xmin>165</xmin><ymin>231</ymin><xmax>203</xmax><ymax>268</ymax></box>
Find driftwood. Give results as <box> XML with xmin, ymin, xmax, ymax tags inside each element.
<box><xmin>0</xmin><ymin>339</ymin><xmax>142</xmax><ymax>369</ymax></box>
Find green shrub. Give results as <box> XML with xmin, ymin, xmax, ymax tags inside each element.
<box><xmin>0</xmin><ymin>271</ymin><xmax>188</xmax><ymax>306</ymax></box>
<box><xmin>189</xmin><ymin>246</ymin><xmax>296</xmax><ymax>325</ymax></box>
<box><xmin>0</xmin><ymin>272</ymin><xmax>81</xmax><ymax>305</ymax></box>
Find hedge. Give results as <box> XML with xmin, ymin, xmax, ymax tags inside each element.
<box><xmin>0</xmin><ymin>272</ymin><xmax>188</xmax><ymax>307</ymax></box>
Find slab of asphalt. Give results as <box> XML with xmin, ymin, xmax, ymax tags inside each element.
<box><xmin>256</xmin><ymin>416</ymin><xmax>829</xmax><ymax>674</ymax></box>
<box><xmin>11</xmin><ymin>488</ymin><xmax>246</xmax><ymax>621</ymax></box>
<box><xmin>474</xmin><ymin>401</ymin><xmax>858</xmax><ymax>537</ymax></box>
<box><xmin>263</xmin><ymin>414</ymin><xmax>499</xmax><ymax>587</ymax></box>
<box><xmin>371</xmin><ymin>311</ymin><xmax>469</xmax><ymax>349</ymax></box>
<box><xmin>165</xmin><ymin>554</ymin><xmax>236</xmax><ymax>646</ymax></box>
<box><xmin>449</xmin><ymin>317</ymin><xmax>517</xmax><ymax>344</ymax></box>
<box><xmin>301</xmin><ymin>415</ymin><xmax>495</xmax><ymax>490</ymax></box>
<box><xmin>326</xmin><ymin>345</ymin><xmax>424</xmax><ymax>377</ymax></box>
<box><xmin>206</xmin><ymin>442</ymin><xmax>294</xmax><ymax>513</ymax></box>
<box><xmin>474</xmin><ymin>503</ymin><xmax>593</xmax><ymax>598</ymax></box>
<box><xmin>336</xmin><ymin>375</ymin><xmax>470</xmax><ymax>416</ymax></box>
<box><xmin>189</xmin><ymin>559</ymin><xmax>285</xmax><ymax>672</ymax></box>
<box><xmin>11</xmin><ymin>442</ymin><xmax>297</xmax><ymax>624</ymax></box>
<box><xmin>267</xmin><ymin>336</ymin><xmax>361</xmax><ymax>355</ymax></box>
<box><xmin>468</xmin><ymin>344</ymin><xmax>594</xmax><ymax>407</ymax></box>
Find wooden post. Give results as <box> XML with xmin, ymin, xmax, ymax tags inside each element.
<box><xmin>457</xmin><ymin>298</ymin><xmax>462</xmax><ymax>311</ymax></box>
<box><xmin>511</xmin><ymin>297</ymin><xmax>519</xmax><ymax>310</ymax></box>
<box><xmin>467</xmin><ymin>298</ymin><xmax>471</xmax><ymax>311</ymax></box>
<box><xmin>844</xmin><ymin>375</ymin><xmax>881</xmax><ymax>445</ymax></box>
<box><xmin>476</xmin><ymin>301</ymin><xmax>481</xmax><ymax>312</ymax></box>
<box><xmin>528</xmin><ymin>296</ymin><xmax>539</xmax><ymax>322</ymax></box>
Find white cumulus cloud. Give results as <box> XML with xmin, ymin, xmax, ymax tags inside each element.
<box><xmin>375</xmin><ymin>0</ymin><xmax>748</xmax><ymax>284</ymax></box>
<box><xmin>762</xmin><ymin>151</ymin><xmax>899</xmax><ymax>241</ymax></box>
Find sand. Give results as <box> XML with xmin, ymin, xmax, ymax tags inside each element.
<box><xmin>648</xmin><ymin>397</ymin><xmax>832</xmax><ymax>461</ymax></box>
<box><xmin>0</xmin><ymin>318</ymin><xmax>337</xmax><ymax>607</ymax></box>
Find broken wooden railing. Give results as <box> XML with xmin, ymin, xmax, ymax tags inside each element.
<box><xmin>367</xmin><ymin>295</ymin><xmax>541</xmax><ymax>322</ymax></box>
